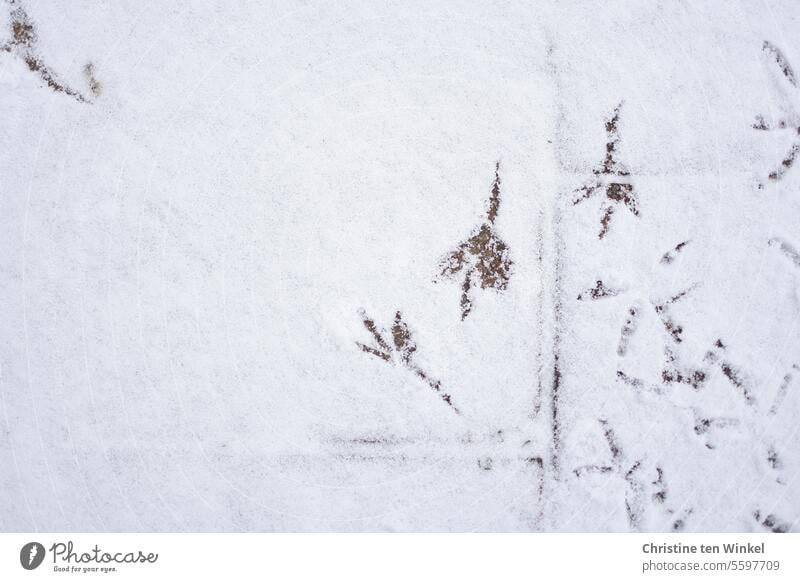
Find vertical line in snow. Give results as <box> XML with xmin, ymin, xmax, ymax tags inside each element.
<box><xmin>544</xmin><ymin>39</ymin><xmax>568</xmax><ymax>480</ymax></box>
<box><xmin>550</xmin><ymin>200</ymin><xmax>565</xmax><ymax>478</ymax></box>
<box><xmin>532</xmin><ymin>210</ymin><xmax>546</xmax><ymax>420</ymax></box>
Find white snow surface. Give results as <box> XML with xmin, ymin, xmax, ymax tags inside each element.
<box><xmin>0</xmin><ymin>0</ymin><xmax>799</xmax><ymax>532</ymax></box>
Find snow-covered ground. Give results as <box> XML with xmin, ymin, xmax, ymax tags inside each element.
<box><xmin>0</xmin><ymin>0</ymin><xmax>798</xmax><ymax>532</ymax></box>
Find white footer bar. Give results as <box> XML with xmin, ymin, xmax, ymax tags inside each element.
<box><xmin>1</xmin><ymin>533</ymin><xmax>797</xmax><ymax>581</ymax></box>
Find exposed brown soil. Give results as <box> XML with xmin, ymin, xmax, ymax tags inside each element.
<box><xmin>356</xmin><ymin>313</ymin><xmax>391</xmax><ymax>361</ymax></box>
<box><xmin>573</xmin><ymin>103</ymin><xmax>640</xmax><ymax>239</ymax></box>
<box><xmin>3</xmin><ymin>2</ymin><xmax>93</xmax><ymax>102</ymax></box>
<box><xmin>652</xmin><ymin>286</ymin><xmax>696</xmax><ymax>344</ymax></box>
<box><xmin>437</xmin><ymin>162</ymin><xmax>513</xmax><ymax>320</ymax></box>
<box><xmin>356</xmin><ymin>310</ymin><xmax>460</xmax><ymax>414</ymax></box>
<box><xmin>12</xmin><ymin>18</ymin><xmax>34</xmax><ymax>46</ymax></box>
<box><xmin>24</xmin><ymin>55</ymin><xmax>87</xmax><ymax>101</ymax></box>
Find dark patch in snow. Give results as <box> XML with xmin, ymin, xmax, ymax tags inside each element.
<box><xmin>659</xmin><ymin>240</ymin><xmax>690</xmax><ymax>264</ymax></box>
<box><xmin>577</xmin><ymin>279</ymin><xmax>622</xmax><ymax>301</ymax></box>
<box><xmin>617</xmin><ymin>303</ymin><xmax>641</xmax><ymax>356</ymax></box>
<box><xmin>84</xmin><ymin>62</ymin><xmax>102</xmax><ymax>97</ymax></box>
<box><xmin>437</xmin><ymin>162</ymin><xmax>513</xmax><ymax>320</ymax></box>
<box><xmin>768</xmin><ymin>237</ymin><xmax>800</xmax><ymax>267</ymax></box>
<box><xmin>653</xmin><ymin>286</ymin><xmax>696</xmax><ymax>344</ymax></box>
<box><xmin>661</xmin><ymin>337</ymin><xmax>751</xmax><ymax>401</ymax></box>
<box><xmin>574</xmin><ymin>419</ymin><xmax>645</xmax><ymax>531</ymax></box>
<box><xmin>1</xmin><ymin>1</ymin><xmax>96</xmax><ymax>102</ymax></box>
<box><xmin>573</xmin><ymin>464</ymin><xmax>613</xmax><ymax>477</ymax></box>
<box><xmin>670</xmin><ymin>509</ymin><xmax>694</xmax><ymax>532</ymax></box>
<box><xmin>617</xmin><ymin>370</ymin><xmax>642</xmax><ymax>389</ymax></box>
<box><xmin>657</xmin><ymin>309</ymin><xmax>684</xmax><ymax>343</ymax></box>
<box><xmin>356</xmin><ymin>310</ymin><xmax>460</xmax><ymax>414</ymax></box>
<box><xmin>625</xmin><ymin>462</ymin><xmax>645</xmax><ymax>530</ymax></box>
<box><xmin>767</xmin><ymin>447</ymin><xmax>782</xmax><ymax>470</ymax></box>
<box><xmin>720</xmin><ymin>361</ymin><xmax>755</xmax><ymax>405</ymax></box>
<box><xmin>526</xmin><ymin>456</ymin><xmax>545</xmax><ymax>502</ymax></box>
<box><xmin>651</xmin><ymin>466</ymin><xmax>667</xmax><ymax>504</ymax></box>
<box><xmin>754</xmin><ymin>510</ymin><xmax>792</xmax><ymax>533</ymax></box>
<box><xmin>692</xmin><ymin>410</ymin><xmax>739</xmax><ymax>448</ymax></box>
<box><xmin>600</xmin><ymin>418</ymin><xmax>623</xmax><ymax>465</ymax></box>
<box><xmin>769</xmin><ymin>142</ymin><xmax>800</xmax><ymax>182</ymax></box>
<box><xmin>662</xmin><ymin>347</ymin><xmax>706</xmax><ymax>390</ymax></box>
<box><xmin>754</xmin><ymin>42</ymin><xmax>800</xmax><ymax>185</ymax></box>
<box><xmin>770</xmin><ymin>365</ymin><xmax>797</xmax><ymax>415</ymax></box>
<box><xmin>763</xmin><ymin>41</ymin><xmax>797</xmax><ymax>87</ymax></box>
<box><xmin>572</xmin><ymin>103</ymin><xmax>640</xmax><ymax>239</ymax></box>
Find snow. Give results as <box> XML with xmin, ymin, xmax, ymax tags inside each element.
<box><xmin>0</xmin><ymin>0</ymin><xmax>798</xmax><ymax>532</ymax></box>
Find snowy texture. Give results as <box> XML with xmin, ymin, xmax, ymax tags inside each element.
<box><xmin>0</xmin><ymin>0</ymin><xmax>798</xmax><ymax>532</ymax></box>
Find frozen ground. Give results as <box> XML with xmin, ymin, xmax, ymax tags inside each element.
<box><xmin>0</xmin><ymin>0</ymin><xmax>798</xmax><ymax>532</ymax></box>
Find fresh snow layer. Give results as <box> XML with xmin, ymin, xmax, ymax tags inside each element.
<box><xmin>0</xmin><ymin>0</ymin><xmax>798</xmax><ymax>532</ymax></box>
